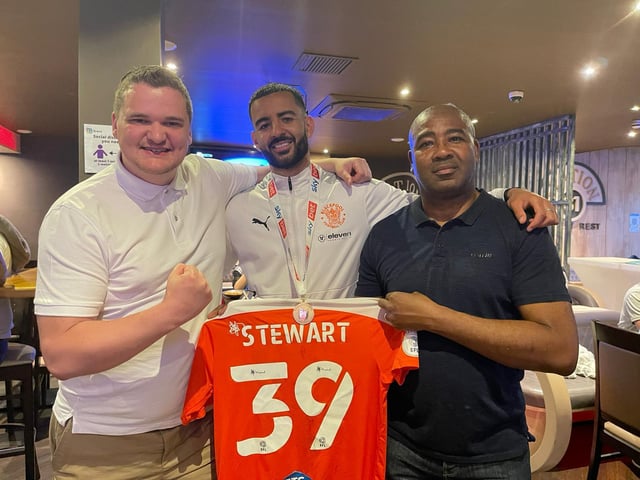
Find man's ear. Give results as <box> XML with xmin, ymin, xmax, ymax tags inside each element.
<box><xmin>250</xmin><ymin>131</ymin><xmax>260</xmax><ymax>151</ymax></box>
<box><xmin>473</xmin><ymin>139</ymin><xmax>480</xmax><ymax>163</ymax></box>
<box><xmin>408</xmin><ymin>150</ymin><xmax>416</xmax><ymax>176</ymax></box>
<box><xmin>305</xmin><ymin>115</ymin><xmax>315</xmax><ymax>138</ymax></box>
<box><xmin>111</xmin><ymin>112</ymin><xmax>118</xmax><ymax>137</ymax></box>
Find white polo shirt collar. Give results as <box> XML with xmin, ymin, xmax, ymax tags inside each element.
<box><xmin>115</xmin><ymin>156</ymin><xmax>187</xmax><ymax>208</ymax></box>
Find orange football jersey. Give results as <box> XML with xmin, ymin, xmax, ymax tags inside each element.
<box><xmin>181</xmin><ymin>298</ymin><xmax>418</xmax><ymax>480</ymax></box>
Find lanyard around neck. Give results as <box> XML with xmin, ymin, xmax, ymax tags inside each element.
<box><xmin>265</xmin><ymin>164</ymin><xmax>321</xmax><ymax>300</ymax></box>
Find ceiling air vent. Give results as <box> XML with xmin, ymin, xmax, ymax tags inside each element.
<box><xmin>309</xmin><ymin>94</ymin><xmax>412</xmax><ymax>122</ymax></box>
<box><xmin>293</xmin><ymin>52</ymin><xmax>357</xmax><ymax>75</ymax></box>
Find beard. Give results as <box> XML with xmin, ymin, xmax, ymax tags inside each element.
<box><xmin>262</xmin><ymin>133</ymin><xmax>309</xmax><ymax>170</ymax></box>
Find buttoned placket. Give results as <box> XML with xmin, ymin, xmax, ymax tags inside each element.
<box><xmin>161</xmin><ymin>187</ymin><xmax>186</xmax><ymax>242</ymax></box>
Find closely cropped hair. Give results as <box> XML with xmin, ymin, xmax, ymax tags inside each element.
<box><xmin>113</xmin><ymin>65</ymin><xmax>193</xmax><ymax>122</ymax></box>
<box><xmin>408</xmin><ymin>103</ymin><xmax>476</xmax><ymax>149</ymax></box>
<box><xmin>248</xmin><ymin>83</ymin><xmax>306</xmax><ymax>119</ymax></box>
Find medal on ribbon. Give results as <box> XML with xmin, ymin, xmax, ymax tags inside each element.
<box><xmin>293</xmin><ymin>302</ymin><xmax>314</xmax><ymax>325</ymax></box>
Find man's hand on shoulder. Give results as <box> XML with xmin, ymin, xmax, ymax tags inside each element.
<box><xmin>314</xmin><ymin>157</ymin><xmax>372</xmax><ymax>185</ymax></box>
<box><xmin>506</xmin><ymin>188</ymin><xmax>559</xmax><ymax>231</ymax></box>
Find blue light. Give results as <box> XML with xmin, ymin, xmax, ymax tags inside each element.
<box><xmin>224</xmin><ymin>157</ymin><xmax>270</xmax><ymax>167</ymax></box>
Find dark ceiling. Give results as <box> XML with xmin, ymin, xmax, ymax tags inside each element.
<box><xmin>2</xmin><ymin>0</ymin><xmax>640</xmax><ymax>164</ymax></box>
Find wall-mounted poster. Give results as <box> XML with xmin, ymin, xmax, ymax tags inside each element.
<box><xmin>84</xmin><ymin>123</ymin><xmax>119</xmax><ymax>173</ymax></box>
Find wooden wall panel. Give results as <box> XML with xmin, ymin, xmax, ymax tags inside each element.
<box><xmin>605</xmin><ymin>148</ymin><xmax>628</xmax><ymax>255</ymax></box>
<box><xmin>624</xmin><ymin>147</ymin><xmax>640</xmax><ymax>256</ymax></box>
<box><xmin>571</xmin><ymin>147</ymin><xmax>640</xmax><ymax>259</ymax></box>
<box><xmin>571</xmin><ymin>150</ymin><xmax>607</xmax><ymax>257</ymax></box>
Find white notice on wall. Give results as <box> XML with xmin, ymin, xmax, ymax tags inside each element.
<box><xmin>83</xmin><ymin>124</ymin><xmax>120</xmax><ymax>173</ymax></box>
<box><xmin>630</xmin><ymin>213</ymin><xmax>640</xmax><ymax>233</ymax></box>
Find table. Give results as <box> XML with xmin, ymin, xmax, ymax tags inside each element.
<box><xmin>0</xmin><ymin>268</ymin><xmax>36</xmax><ymax>299</ymax></box>
<box><xmin>0</xmin><ymin>268</ymin><xmax>49</xmax><ymax>408</ymax></box>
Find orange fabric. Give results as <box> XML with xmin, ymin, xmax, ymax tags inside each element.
<box><xmin>182</xmin><ymin>306</ymin><xmax>417</xmax><ymax>480</ymax></box>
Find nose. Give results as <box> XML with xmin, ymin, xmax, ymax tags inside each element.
<box><xmin>433</xmin><ymin>140</ymin><xmax>453</xmax><ymax>160</ymax></box>
<box><xmin>147</xmin><ymin>122</ymin><xmax>167</xmax><ymax>144</ymax></box>
<box><xmin>271</xmin><ymin>119</ymin><xmax>287</xmax><ymax>138</ymax></box>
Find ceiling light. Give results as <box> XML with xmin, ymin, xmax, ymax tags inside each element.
<box><xmin>634</xmin><ymin>1</ymin><xmax>640</xmax><ymax>12</ymax></box>
<box><xmin>581</xmin><ymin>65</ymin><xmax>597</xmax><ymax>78</ymax></box>
<box><xmin>16</xmin><ymin>129</ymin><xmax>32</xmax><ymax>134</ymax></box>
<box><xmin>390</xmin><ymin>137</ymin><xmax>405</xmax><ymax>143</ymax></box>
<box><xmin>323</xmin><ymin>148</ymin><xmax>329</xmax><ymax>154</ymax></box>
<box><xmin>471</xmin><ymin>118</ymin><xmax>479</xmax><ymax>124</ymax></box>
<box><xmin>399</xmin><ymin>88</ymin><xmax>410</xmax><ymax>97</ymax></box>
<box><xmin>166</xmin><ymin>63</ymin><xmax>178</xmax><ymax>71</ymax></box>
<box><xmin>631</xmin><ymin>105</ymin><xmax>640</xmax><ymax>112</ymax></box>
<box><xmin>628</xmin><ymin>131</ymin><xmax>637</xmax><ymax>138</ymax></box>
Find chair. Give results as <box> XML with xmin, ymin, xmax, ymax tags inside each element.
<box><xmin>524</xmin><ymin>371</ymin><xmax>573</xmax><ymax>472</ymax></box>
<box><xmin>568</xmin><ymin>283</ymin><xmax>602</xmax><ymax>307</ymax></box>
<box><xmin>587</xmin><ymin>321</ymin><xmax>640</xmax><ymax>479</ymax></box>
<box><xmin>0</xmin><ymin>359</ymin><xmax>39</xmax><ymax>479</ymax></box>
<box><xmin>523</xmin><ymin>305</ymin><xmax>622</xmax><ymax>473</ymax></box>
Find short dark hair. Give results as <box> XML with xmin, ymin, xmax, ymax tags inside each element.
<box><xmin>248</xmin><ymin>83</ymin><xmax>306</xmax><ymax>120</ymax></box>
<box><xmin>113</xmin><ymin>65</ymin><xmax>193</xmax><ymax>123</ymax></box>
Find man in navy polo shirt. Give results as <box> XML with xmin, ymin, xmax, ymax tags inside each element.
<box><xmin>356</xmin><ymin>103</ymin><xmax>578</xmax><ymax>479</ymax></box>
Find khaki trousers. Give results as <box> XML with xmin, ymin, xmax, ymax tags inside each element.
<box><xmin>49</xmin><ymin>412</ymin><xmax>214</xmax><ymax>479</ymax></box>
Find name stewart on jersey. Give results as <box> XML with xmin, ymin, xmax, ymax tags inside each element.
<box><xmin>232</xmin><ymin>321</ymin><xmax>351</xmax><ymax>347</ymax></box>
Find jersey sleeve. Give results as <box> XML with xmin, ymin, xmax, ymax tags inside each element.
<box><xmin>181</xmin><ymin>324</ymin><xmax>215</xmax><ymax>424</ymax></box>
<box><xmin>364</xmin><ymin>179</ymin><xmax>415</xmax><ymax>227</ymax></box>
<box><xmin>376</xmin><ymin>322</ymin><xmax>419</xmax><ymax>385</ymax></box>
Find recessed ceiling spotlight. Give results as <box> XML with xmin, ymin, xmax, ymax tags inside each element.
<box><xmin>634</xmin><ymin>1</ymin><xmax>640</xmax><ymax>13</ymax></box>
<box><xmin>166</xmin><ymin>63</ymin><xmax>178</xmax><ymax>71</ymax></box>
<box><xmin>581</xmin><ymin>64</ymin><xmax>597</xmax><ymax>78</ymax></box>
<box><xmin>631</xmin><ymin>105</ymin><xmax>640</xmax><ymax>112</ymax></box>
<box><xmin>16</xmin><ymin>129</ymin><xmax>32</xmax><ymax>134</ymax></box>
<box><xmin>628</xmin><ymin>131</ymin><xmax>638</xmax><ymax>138</ymax></box>
<box><xmin>399</xmin><ymin>88</ymin><xmax>410</xmax><ymax>97</ymax></box>
<box><xmin>390</xmin><ymin>137</ymin><xmax>405</xmax><ymax>143</ymax></box>
<box><xmin>323</xmin><ymin>148</ymin><xmax>329</xmax><ymax>154</ymax></box>
<box><xmin>164</xmin><ymin>40</ymin><xmax>177</xmax><ymax>52</ymax></box>
<box><xmin>471</xmin><ymin>118</ymin><xmax>479</xmax><ymax>124</ymax></box>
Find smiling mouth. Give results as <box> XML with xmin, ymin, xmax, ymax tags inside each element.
<box><xmin>270</xmin><ymin>138</ymin><xmax>294</xmax><ymax>154</ymax></box>
<box><xmin>142</xmin><ymin>146</ymin><xmax>171</xmax><ymax>155</ymax></box>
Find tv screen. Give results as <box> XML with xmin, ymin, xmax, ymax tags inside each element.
<box><xmin>190</xmin><ymin>146</ymin><xmax>269</xmax><ymax>167</ymax></box>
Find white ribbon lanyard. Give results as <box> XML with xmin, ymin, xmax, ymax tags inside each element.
<box><xmin>266</xmin><ymin>163</ymin><xmax>321</xmax><ymax>305</ymax></box>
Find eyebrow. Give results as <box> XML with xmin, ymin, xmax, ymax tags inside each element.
<box><xmin>414</xmin><ymin>127</ymin><xmax>468</xmax><ymax>144</ymax></box>
<box><xmin>254</xmin><ymin>109</ymin><xmax>298</xmax><ymax>126</ymax></box>
<box><xmin>126</xmin><ymin>112</ymin><xmax>186</xmax><ymax>123</ymax></box>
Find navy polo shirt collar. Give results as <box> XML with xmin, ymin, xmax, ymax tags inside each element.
<box><xmin>408</xmin><ymin>189</ymin><xmax>487</xmax><ymax>228</ymax></box>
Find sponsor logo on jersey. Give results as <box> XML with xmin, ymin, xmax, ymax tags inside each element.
<box><xmin>251</xmin><ymin>216</ymin><xmax>271</xmax><ymax>231</ymax></box>
<box><xmin>308</xmin><ymin>201</ymin><xmax>317</xmax><ymax>220</ymax></box>
<box><xmin>284</xmin><ymin>471</ymin><xmax>312</xmax><ymax>480</ymax></box>
<box><xmin>320</xmin><ymin>202</ymin><xmax>345</xmax><ymax>228</ymax></box>
<box><xmin>317</xmin><ymin>231</ymin><xmax>352</xmax><ymax>243</ymax></box>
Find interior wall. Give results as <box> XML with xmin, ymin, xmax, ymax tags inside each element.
<box><xmin>0</xmin><ymin>135</ymin><xmax>78</xmax><ymax>259</ymax></box>
<box><xmin>78</xmin><ymin>0</ymin><xmax>162</xmax><ymax>181</ymax></box>
<box><xmin>571</xmin><ymin>146</ymin><xmax>640</xmax><ymax>258</ymax></box>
